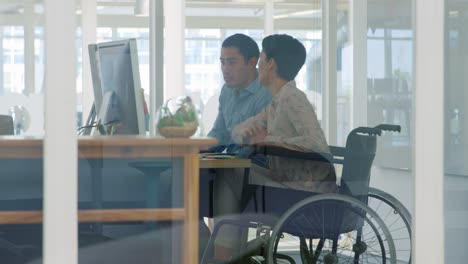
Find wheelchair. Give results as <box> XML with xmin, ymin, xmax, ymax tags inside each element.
<box><xmin>201</xmin><ymin>124</ymin><xmax>411</xmax><ymax>264</ymax></box>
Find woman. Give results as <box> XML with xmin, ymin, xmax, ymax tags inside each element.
<box><xmin>232</xmin><ymin>34</ymin><xmax>336</xmax><ymax>192</ymax></box>
<box><xmin>212</xmin><ymin>34</ymin><xmax>337</xmax><ymax>261</ymax></box>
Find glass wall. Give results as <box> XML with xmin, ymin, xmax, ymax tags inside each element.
<box><xmin>0</xmin><ymin>4</ymin><xmax>45</xmax><ymax>136</ymax></box>
<box><xmin>445</xmin><ymin>0</ymin><xmax>468</xmax><ymax>262</ymax></box>
<box><xmin>185</xmin><ymin>1</ymin><xmax>323</xmax><ymax>134</ymax></box>
<box><xmin>0</xmin><ymin>0</ymin><xmax>442</xmax><ymax>263</ymax></box>
<box><xmin>0</xmin><ymin>1</ymin><xmax>45</xmax><ymax>263</ymax></box>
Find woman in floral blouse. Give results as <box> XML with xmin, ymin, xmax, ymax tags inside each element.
<box><xmin>212</xmin><ymin>34</ymin><xmax>337</xmax><ymax>261</ymax></box>
<box><xmin>232</xmin><ymin>34</ymin><xmax>336</xmax><ymax>193</ymax></box>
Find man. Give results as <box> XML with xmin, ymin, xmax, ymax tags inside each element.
<box><xmin>199</xmin><ymin>34</ymin><xmax>272</xmax><ymax>261</ymax></box>
<box><xmin>207</xmin><ymin>33</ymin><xmax>272</xmax><ymax>153</ymax></box>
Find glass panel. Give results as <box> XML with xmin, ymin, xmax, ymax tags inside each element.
<box><xmin>0</xmin><ymin>1</ymin><xmax>45</xmax><ymax>263</ymax></box>
<box><xmin>0</xmin><ymin>0</ymin><xmax>419</xmax><ymax>262</ymax></box>
<box><xmin>185</xmin><ymin>1</ymin><xmax>414</xmax><ymax>263</ymax></box>
<box><xmin>0</xmin><ymin>14</ymin><xmax>45</xmax><ymax>136</ymax></box>
<box><xmin>445</xmin><ymin>1</ymin><xmax>468</xmax><ymax>262</ymax></box>
<box><xmin>274</xmin><ymin>0</ymin><xmax>323</xmax><ymax>125</ymax></box>
<box><xmin>336</xmin><ymin>3</ymin><xmax>351</xmax><ymax>146</ymax></box>
<box><xmin>362</xmin><ymin>1</ymin><xmax>414</xmax><ymax>263</ymax></box>
<box><xmin>367</xmin><ymin>2</ymin><xmax>413</xmax><ymax>170</ymax></box>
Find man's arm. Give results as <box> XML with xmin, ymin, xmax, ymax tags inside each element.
<box><xmin>207</xmin><ymin>91</ymin><xmax>230</xmax><ymax>146</ymax></box>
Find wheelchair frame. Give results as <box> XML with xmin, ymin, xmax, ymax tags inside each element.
<box><xmin>202</xmin><ymin>124</ymin><xmax>411</xmax><ymax>264</ymax></box>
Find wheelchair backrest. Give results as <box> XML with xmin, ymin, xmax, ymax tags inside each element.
<box><xmin>340</xmin><ymin>130</ymin><xmax>377</xmax><ymax>202</ymax></box>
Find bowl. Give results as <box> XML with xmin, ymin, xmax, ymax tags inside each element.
<box><xmin>156</xmin><ymin>96</ymin><xmax>199</xmax><ymax>138</ymax></box>
<box><xmin>158</xmin><ymin>121</ymin><xmax>198</xmax><ymax>138</ymax></box>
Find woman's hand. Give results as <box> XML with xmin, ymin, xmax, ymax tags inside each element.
<box><xmin>240</xmin><ymin>124</ymin><xmax>266</xmax><ymax>144</ymax></box>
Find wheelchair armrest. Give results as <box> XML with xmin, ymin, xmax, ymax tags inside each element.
<box><xmin>253</xmin><ymin>145</ymin><xmax>332</xmax><ymax>163</ymax></box>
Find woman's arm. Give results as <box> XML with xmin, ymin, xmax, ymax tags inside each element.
<box><xmin>232</xmin><ymin>108</ymin><xmax>268</xmax><ymax>144</ymax></box>
<box><xmin>264</xmin><ymin>95</ymin><xmax>328</xmax><ymax>152</ymax></box>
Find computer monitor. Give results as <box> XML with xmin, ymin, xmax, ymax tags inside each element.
<box><xmin>88</xmin><ymin>39</ymin><xmax>145</xmax><ymax>135</ymax></box>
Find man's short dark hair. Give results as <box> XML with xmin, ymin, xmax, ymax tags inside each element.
<box><xmin>262</xmin><ymin>34</ymin><xmax>306</xmax><ymax>81</ymax></box>
<box><xmin>222</xmin><ymin>33</ymin><xmax>260</xmax><ymax>63</ymax></box>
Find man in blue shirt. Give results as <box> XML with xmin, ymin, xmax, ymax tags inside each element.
<box><xmin>198</xmin><ymin>34</ymin><xmax>271</xmax><ymax>260</ymax></box>
<box><xmin>207</xmin><ymin>33</ymin><xmax>272</xmax><ymax>153</ymax></box>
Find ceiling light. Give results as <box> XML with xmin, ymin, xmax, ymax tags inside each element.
<box><xmin>232</xmin><ymin>0</ymin><xmax>284</xmax><ymax>2</ymax></box>
<box><xmin>273</xmin><ymin>9</ymin><xmax>321</xmax><ymax>20</ymax></box>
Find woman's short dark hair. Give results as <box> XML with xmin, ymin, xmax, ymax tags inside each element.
<box><xmin>262</xmin><ymin>34</ymin><xmax>306</xmax><ymax>81</ymax></box>
<box><xmin>222</xmin><ymin>33</ymin><xmax>260</xmax><ymax>63</ymax></box>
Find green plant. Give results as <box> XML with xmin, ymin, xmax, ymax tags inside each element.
<box><xmin>157</xmin><ymin>105</ymin><xmax>197</xmax><ymax>129</ymax></box>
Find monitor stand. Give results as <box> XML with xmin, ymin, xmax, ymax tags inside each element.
<box><xmin>81</xmin><ymin>104</ymin><xmax>96</xmax><ymax>136</ymax></box>
<box><xmin>91</xmin><ymin>91</ymin><xmax>119</xmax><ymax>136</ymax></box>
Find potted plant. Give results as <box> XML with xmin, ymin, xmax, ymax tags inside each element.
<box><xmin>157</xmin><ymin>96</ymin><xmax>198</xmax><ymax>137</ymax></box>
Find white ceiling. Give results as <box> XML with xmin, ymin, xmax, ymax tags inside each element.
<box><xmin>0</xmin><ymin>0</ymin><xmax>414</xmax><ymax>30</ymax></box>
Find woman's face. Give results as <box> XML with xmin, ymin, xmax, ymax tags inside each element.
<box><xmin>258</xmin><ymin>51</ymin><xmax>271</xmax><ymax>86</ymax></box>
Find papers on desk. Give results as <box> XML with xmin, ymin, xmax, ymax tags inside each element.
<box><xmin>199</xmin><ymin>153</ymin><xmax>236</xmax><ymax>159</ymax></box>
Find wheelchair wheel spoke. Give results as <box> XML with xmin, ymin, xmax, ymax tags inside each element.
<box><xmin>266</xmin><ymin>197</ymin><xmax>396</xmax><ymax>264</ymax></box>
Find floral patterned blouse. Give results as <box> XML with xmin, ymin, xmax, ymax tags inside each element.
<box><xmin>232</xmin><ymin>80</ymin><xmax>337</xmax><ymax>193</ymax></box>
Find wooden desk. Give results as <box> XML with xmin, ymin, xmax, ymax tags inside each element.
<box><xmin>0</xmin><ymin>136</ymin><xmax>216</xmax><ymax>264</ymax></box>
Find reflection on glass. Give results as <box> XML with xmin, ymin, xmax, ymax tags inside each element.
<box><xmin>444</xmin><ymin>2</ymin><xmax>468</xmax><ymax>262</ymax></box>
<box><xmin>8</xmin><ymin>105</ymin><xmax>30</xmax><ymax>135</ymax></box>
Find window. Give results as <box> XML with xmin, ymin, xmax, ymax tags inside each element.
<box><xmin>2</xmin><ymin>27</ymin><xmax>25</xmax><ymax>94</ymax></box>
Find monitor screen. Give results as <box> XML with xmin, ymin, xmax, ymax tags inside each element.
<box><xmin>88</xmin><ymin>39</ymin><xmax>145</xmax><ymax>135</ymax></box>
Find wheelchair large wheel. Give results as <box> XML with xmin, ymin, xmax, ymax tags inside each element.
<box><xmin>266</xmin><ymin>194</ymin><xmax>396</xmax><ymax>264</ymax></box>
<box><xmin>367</xmin><ymin>187</ymin><xmax>412</xmax><ymax>263</ymax></box>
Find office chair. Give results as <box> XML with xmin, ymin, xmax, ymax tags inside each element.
<box><xmin>0</xmin><ymin>115</ymin><xmax>14</xmax><ymax>135</ymax></box>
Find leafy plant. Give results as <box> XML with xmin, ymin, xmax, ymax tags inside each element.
<box><xmin>157</xmin><ymin>102</ymin><xmax>197</xmax><ymax>129</ymax></box>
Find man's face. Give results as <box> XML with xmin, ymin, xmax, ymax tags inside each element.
<box><xmin>220</xmin><ymin>47</ymin><xmax>255</xmax><ymax>89</ymax></box>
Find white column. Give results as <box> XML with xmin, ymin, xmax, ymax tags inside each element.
<box><xmin>322</xmin><ymin>0</ymin><xmax>337</xmax><ymax>145</ymax></box>
<box><xmin>44</xmin><ymin>0</ymin><xmax>78</xmax><ymax>263</ymax></box>
<box><xmin>81</xmin><ymin>0</ymin><xmax>97</xmax><ymax>126</ymax></box>
<box><xmin>163</xmin><ymin>0</ymin><xmax>185</xmax><ymax>100</ymax></box>
<box><xmin>264</xmin><ymin>0</ymin><xmax>274</xmax><ymax>36</ymax></box>
<box><xmin>150</xmin><ymin>0</ymin><xmax>164</xmax><ymax>136</ymax></box>
<box><xmin>24</xmin><ymin>3</ymin><xmax>35</xmax><ymax>95</ymax></box>
<box><xmin>350</xmin><ymin>0</ymin><xmax>367</xmax><ymax>128</ymax></box>
<box><xmin>413</xmin><ymin>0</ymin><xmax>444</xmax><ymax>263</ymax></box>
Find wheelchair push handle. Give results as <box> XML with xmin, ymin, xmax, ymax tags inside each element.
<box><xmin>351</xmin><ymin>124</ymin><xmax>401</xmax><ymax>136</ymax></box>
<box><xmin>374</xmin><ymin>124</ymin><xmax>401</xmax><ymax>133</ymax></box>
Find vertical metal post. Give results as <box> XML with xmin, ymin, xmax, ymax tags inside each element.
<box><xmin>44</xmin><ymin>0</ymin><xmax>78</xmax><ymax>263</ymax></box>
<box><xmin>413</xmin><ymin>0</ymin><xmax>445</xmax><ymax>263</ymax></box>
<box><xmin>350</xmin><ymin>0</ymin><xmax>368</xmax><ymax>128</ymax></box>
<box><xmin>322</xmin><ymin>0</ymin><xmax>338</xmax><ymax>145</ymax></box>
<box><xmin>24</xmin><ymin>3</ymin><xmax>35</xmax><ymax>95</ymax></box>
<box><xmin>163</xmin><ymin>0</ymin><xmax>185</xmax><ymax>100</ymax></box>
<box><xmin>150</xmin><ymin>0</ymin><xmax>164</xmax><ymax>136</ymax></box>
<box><xmin>264</xmin><ymin>0</ymin><xmax>274</xmax><ymax>36</ymax></box>
<box><xmin>81</xmin><ymin>0</ymin><xmax>97</xmax><ymax>126</ymax></box>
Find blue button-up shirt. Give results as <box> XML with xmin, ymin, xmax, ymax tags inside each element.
<box><xmin>208</xmin><ymin>78</ymin><xmax>272</xmax><ymax>151</ymax></box>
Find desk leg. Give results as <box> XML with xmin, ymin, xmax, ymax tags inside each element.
<box><xmin>144</xmin><ymin>166</ymin><xmax>171</xmax><ymax>231</ymax></box>
<box><xmin>90</xmin><ymin>160</ymin><xmax>103</xmax><ymax>234</ymax></box>
<box><xmin>128</xmin><ymin>162</ymin><xmax>172</xmax><ymax>232</ymax></box>
<box><xmin>146</xmin><ymin>173</ymin><xmax>160</xmax><ymax>209</ymax></box>
<box><xmin>184</xmin><ymin>153</ymin><xmax>199</xmax><ymax>264</ymax></box>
